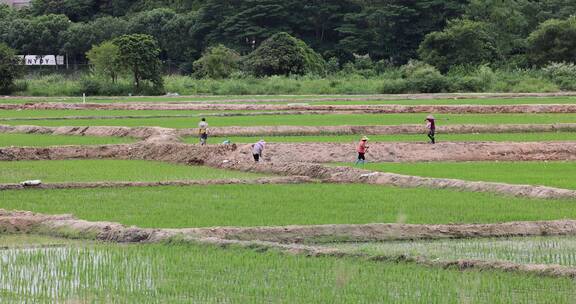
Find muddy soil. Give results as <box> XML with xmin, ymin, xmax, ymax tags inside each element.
<box><xmin>2</xmin><ymin>103</ymin><xmax>576</xmax><ymax>113</ymax></box>
<box><xmin>0</xmin><ymin>176</ymin><xmax>313</xmax><ymax>191</ymax></box>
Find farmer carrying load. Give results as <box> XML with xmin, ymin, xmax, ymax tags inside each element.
<box><xmin>252</xmin><ymin>139</ymin><xmax>266</xmax><ymax>162</ymax></box>
<box><xmin>198</xmin><ymin>118</ymin><xmax>208</xmax><ymax>145</ymax></box>
<box><xmin>425</xmin><ymin>115</ymin><xmax>436</xmax><ymax>144</ymax></box>
<box><xmin>355</xmin><ymin>136</ymin><xmax>369</xmax><ymax>165</ymax></box>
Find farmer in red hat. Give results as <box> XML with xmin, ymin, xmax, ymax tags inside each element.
<box><xmin>355</xmin><ymin>136</ymin><xmax>369</xmax><ymax>165</ymax></box>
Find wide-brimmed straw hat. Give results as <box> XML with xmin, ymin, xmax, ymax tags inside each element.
<box><xmin>426</xmin><ymin>115</ymin><xmax>435</xmax><ymax>120</ymax></box>
<box><xmin>361</xmin><ymin>136</ymin><xmax>369</xmax><ymax>141</ymax></box>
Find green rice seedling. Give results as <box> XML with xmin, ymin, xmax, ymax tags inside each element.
<box><xmin>0</xmin><ymin>133</ymin><xmax>135</xmax><ymax>147</ymax></box>
<box><xmin>0</xmin><ymin>241</ymin><xmax>575</xmax><ymax>303</ymax></box>
<box><xmin>338</xmin><ymin>161</ymin><xmax>576</xmax><ymax>190</ymax></box>
<box><xmin>0</xmin><ymin>160</ymin><xmax>266</xmax><ymax>184</ymax></box>
<box><xmin>1</xmin><ymin>184</ymin><xmax>575</xmax><ymax>228</ymax></box>
<box><xmin>330</xmin><ymin>236</ymin><xmax>576</xmax><ymax>267</ymax></box>
<box><xmin>3</xmin><ymin>113</ymin><xmax>575</xmax><ymax>128</ymax></box>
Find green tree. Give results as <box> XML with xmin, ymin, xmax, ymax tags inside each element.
<box><xmin>192</xmin><ymin>45</ymin><xmax>240</xmax><ymax>79</ymax></box>
<box><xmin>112</xmin><ymin>34</ymin><xmax>163</xmax><ymax>92</ymax></box>
<box><xmin>0</xmin><ymin>43</ymin><xmax>22</xmax><ymax>94</ymax></box>
<box><xmin>527</xmin><ymin>17</ymin><xmax>576</xmax><ymax>66</ymax></box>
<box><xmin>86</xmin><ymin>41</ymin><xmax>124</xmax><ymax>83</ymax></box>
<box><xmin>419</xmin><ymin>19</ymin><xmax>498</xmax><ymax>72</ymax></box>
<box><xmin>243</xmin><ymin>32</ymin><xmax>326</xmax><ymax>77</ymax></box>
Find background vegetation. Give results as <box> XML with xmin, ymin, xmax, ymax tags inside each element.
<box><xmin>1</xmin><ymin>0</ymin><xmax>576</xmax><ymax>95</ymax></box>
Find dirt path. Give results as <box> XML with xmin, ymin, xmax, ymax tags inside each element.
<box><xmin>2</xmin><ymin>103</ymin><xmax>576</xmax><ymax>113</ymax></box>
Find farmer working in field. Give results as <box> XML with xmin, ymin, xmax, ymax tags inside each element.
<box><xmin>198</xmin><ymin>118</ymin><xmax>208</xmax><ymax>145</ymax></box>
<box><xmin>355</xmin><ymin>136</ymin><xmax>369</xmax><ymax>165</ymax></box>
<box><xmin>425</xmin><ymin>115</ymin><xmax>436</xmax><ymax>144</ymax></box>
<box><xmin>252</xmin><ymin>139</ymin><xmax>266</xmax><ymax>162</ymax></box>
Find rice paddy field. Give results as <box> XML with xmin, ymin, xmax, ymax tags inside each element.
<box><xmin>0</xmin><ymin>133</ymin><xmax>135</xmax><ymax>147</ymax></box>
<box><xmin>4</xmin><ymin>184</ymin><xmax>576</xmax><ymax>228</ymax></box>
<box><xmin>331</xmin><ymin>236</ymin><xmax>576</xmax><ymax>267</ymax></box>
<box><xmin>0</xmin><ymin>94</ymin><xmax>576</xmax><ymax>302</ymax></box>
<box><xmin>3</xmin><ymin>238</ymin><xmax>576</xmax><ymax>303</ymax></box>
<box><xmin>2</xmin><ymin>112</ymin><xmax>575</xmax><ymax>128</ymax></box>
<box><xmin>0</xmin><ymin>160</ymin><xmax>265</xmax><ymax>183</ymax></box>
<box><xmin>338</xmin><ymin>161</ymin><xmax>576</xmax><ymax>190</ymax></box>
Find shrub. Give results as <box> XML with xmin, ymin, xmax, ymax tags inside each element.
<box><xmin>450</xmin><ymin>76</ymin><xmax>485</xmax><ymax>92</ymax></box>
<box><xmin>192</xmin><ymin>45</ymin><xmax>241</xmax><ymax>79</ymax></box>
<box><xmin>326</xmin><ymin>57</ymin><xmax>340</xmax><ymax>75</ymax></box>
<box><xmin>243</xmin><ymin>32</ymin><xmax>326</xmax><ymax>77</ymax></box>
<box><xmin>401</xmin><ymin>60</ymin><xmax>449</xmax><ymax>93</ymax></box>
<box><xmin>380</xmin><ymin>79</ymin><xmax>409</xmax><ymax>94</ymax></box>
<box><xmin>79</xmin><ymin>77</ymin><xmax>102</xmax><ymax>95</ymax></box>
<box><xmin>542</xmin><ymin>62</ymin><xmax>576</xmax><ymax>90</ymax></box>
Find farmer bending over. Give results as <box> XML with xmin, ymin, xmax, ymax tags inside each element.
<box><xmin>252</xmin><ymin>139</ymin><xmax>266</xmax><ymax>162</ymax></box>
<box><xmin>198</xmin><ymin>118</ymin><xmax>208</xmax><ymax>145</ymax></box>
<box><xmin>355</xmin><ymin>136</ymin><xmax>369</xmax><ymax>165</ymax></box>
<box><xmin>425</xmin><ymin>115</ymin><xmax>436</xmax><ymax>144</ymax></box>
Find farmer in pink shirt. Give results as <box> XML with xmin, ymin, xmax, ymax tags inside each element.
<box><xmin>355</xmin><ymin>136</ymin><xmax>369</xmax><ymax>165</ymax></box>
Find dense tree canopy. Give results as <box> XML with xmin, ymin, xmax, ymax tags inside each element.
<box><xmin>1</xmin><ymin>0</ymin><xmax>576</xmax><ymax>73</ymax></box>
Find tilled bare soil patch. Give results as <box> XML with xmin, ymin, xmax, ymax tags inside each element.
<box><xmin>227</xmin><ymin>142</ymin><xmax>576</xmax><ymax>163</ymax></box>
<box><xmin>1</xmin><ymin>103</ymin><xmax>576</xmax><ymax>113</ymax></box>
